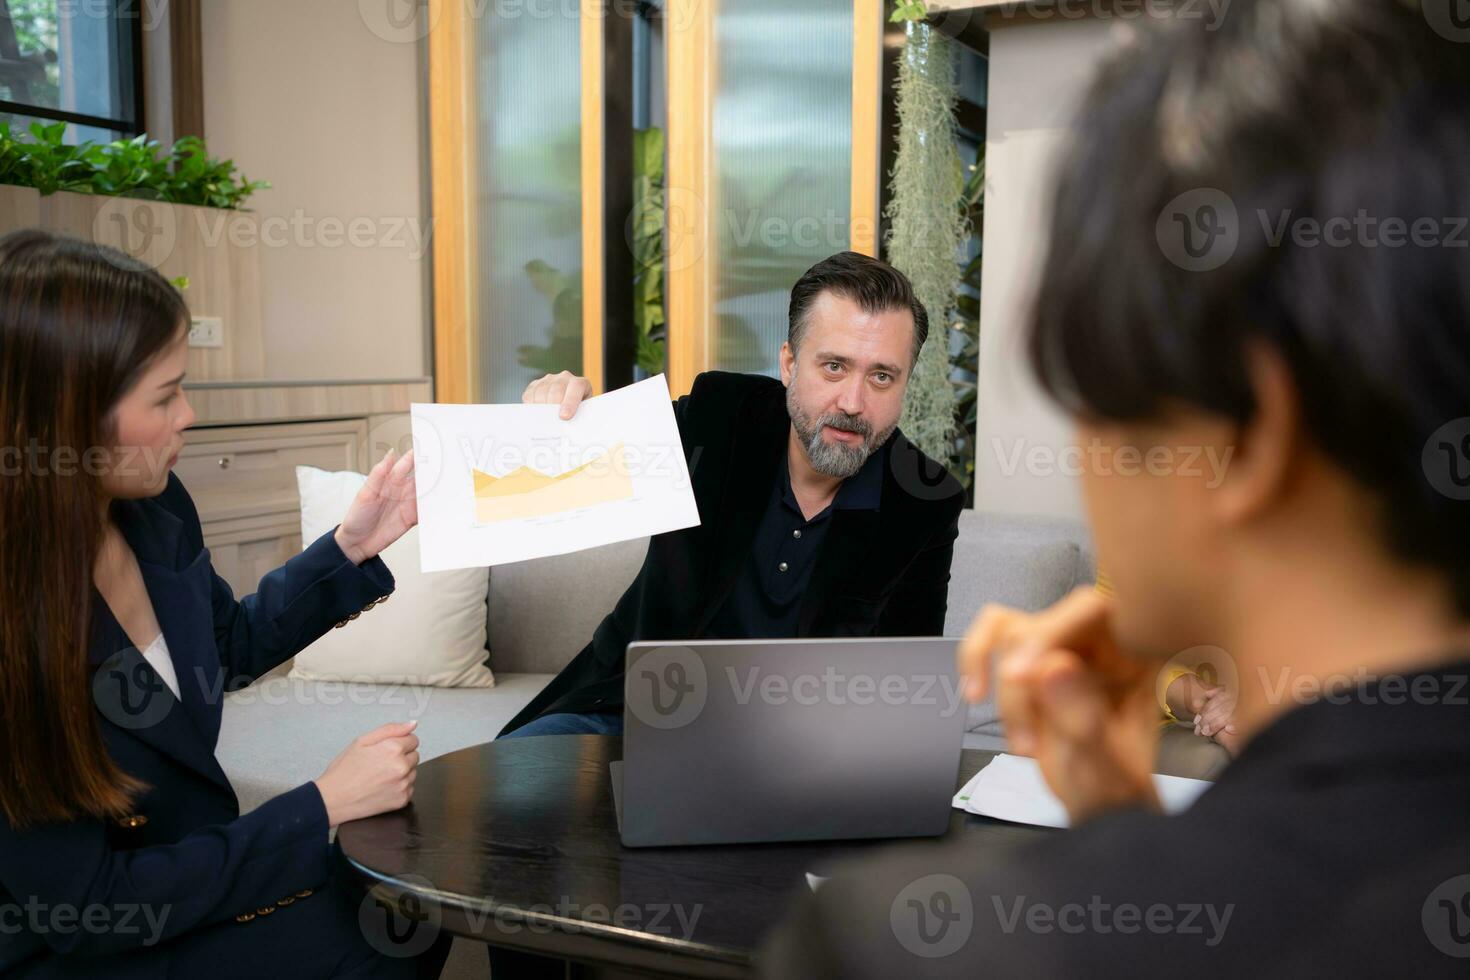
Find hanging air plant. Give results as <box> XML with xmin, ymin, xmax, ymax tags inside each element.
<box><xmin>884</xmin><ymin>1</ymin><xmax>965</xmax><ymax>475</ymax></box>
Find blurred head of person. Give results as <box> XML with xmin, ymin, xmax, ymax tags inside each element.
<box><xmin>1026</xmin><ymin>0</ymin><xmax>1470</xmax><ymax>666</ymax></box>
<box><xmin>0</xmin><ymin>231</ymin><xmax>192</xmax><ymax>829</ymax></box>
<box><xmin>781</xmin><ymin>251</ymin><xmax>928</xmax><ymax>478</ymax></box>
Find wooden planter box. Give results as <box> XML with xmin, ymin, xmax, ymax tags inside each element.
<box><xmin>0</xmin><ymin>188</ymin><xmax>264</xmax><ymax>382</ymax></box>
<box><xmin>0</xmin><ymin>183</ymin><xmax>41</xmax><ymax>229</ymax></box>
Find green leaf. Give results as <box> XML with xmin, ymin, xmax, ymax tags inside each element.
<box><xmin>890</xmin><ymin>1</ymin><xmax>928</xmax><ymax>23</ymax></box>
<box><xmin>633</xmin><ymin>127</ymin><xmax>665</xmax><ymax>185</ymax></box>
<box><xmin>0</xmin><ymin>124</ymin><xmax>267</xmax><ymax>208</ymax></box>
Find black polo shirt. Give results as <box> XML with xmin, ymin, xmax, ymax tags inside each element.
<box><xmin>700</xmin><ymin>446</ymin><xmax>884</xmax><ymax>640</ymax></box>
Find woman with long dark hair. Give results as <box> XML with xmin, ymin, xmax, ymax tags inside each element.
<box><xmin>0</xmin><ymin>230</ymin><xmax>448</xmax><ymax>978</ymax></box>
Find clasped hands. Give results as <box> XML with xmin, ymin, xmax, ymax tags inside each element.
<box><xmin>960</xmin><ymin>588</ymin><xmax>1181</xmax><ymax>824</ymax></box>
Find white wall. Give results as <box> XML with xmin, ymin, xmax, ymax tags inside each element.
<box><xmin>200</xmin><ymin>0</ymin><xmax>431</xmax><ymax>382</ymax></box>
<box><xmin>973</xmin><ymin>13</ymin><xmax>1126</xmax><ymax>519</ymax></box>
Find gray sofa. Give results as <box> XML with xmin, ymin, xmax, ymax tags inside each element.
<box><xmin>219</xmin><ymin>504</ymin><xmax>1242</xmax><ymax>818</ymax></box>
<box><xmin>216</xmin><ymin>509</ymin><xmax>1099</xmax><ymax>813</ymax></box>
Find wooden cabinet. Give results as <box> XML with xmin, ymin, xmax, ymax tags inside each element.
<box><xmin>181</xmin><ymin>419</ymin><xmax>367</xmax><ymax>596</ymax></box>
<box><xmin>178</xmin><ymin>378</ymin><xmax>431</xmax><ymax>599</ymax></box>
<box><xmin>178</xmin><ymin>419</ymin><xmax>366</xmax><ymax>524</ymax></box>
<box><xmin>203</xmin><ymin>514</ymin><xmax>305</xmax><ymax>601</ymax></box>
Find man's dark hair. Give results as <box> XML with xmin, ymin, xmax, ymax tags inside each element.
<box><xmin>1027</xmin><ymin>0</ymin><xmax>1470</xmax><ymax>615</ymax></box>
<box><xmin>789</xmin><ymin>251</ymin><xmax>929</xmax><ymax>366</ymax></box>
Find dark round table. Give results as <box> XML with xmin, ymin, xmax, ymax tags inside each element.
<box><xmin>337</xmin><ymin>736</ymin><xmax>1046</xmax><ymax>979</ymax></box>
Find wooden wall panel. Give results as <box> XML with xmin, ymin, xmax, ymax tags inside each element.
<box><xmin>170</xmin><ymin>0</ymin><xmax>206</xmax><ymax>139</ymax></box>
<box><xmin>0</xmin><ymin>185</ymin><xmax>41</xmax><ymax>228</ymax></box>
<box><xmin>37</xmin><ymin>191</ymin><xmax>265</xmax><ymax>381</ymax></box>
<box><xmin>850</xmin><ymin>0</ymin><xmax>883</xmax><ymax>257</ymax></box>
<box><xmin>429</xmin><ymin>0</ymin><xmax>476</xmax><ymax>404</ymax></box>
<box><xmin>580</xmin><ymin>2</ymin><xmax>606</xmax><ymax>395</ymax></box>
<box><xmin>664</xmin><ymin>0</ymin><xmax>715</xmax><ymax>399</ymax></box>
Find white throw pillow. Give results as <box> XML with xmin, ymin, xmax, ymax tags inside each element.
<box><xmin>289</xmin><ymin>465</ymin><xmax>495</xmax><ymax>688</ymax></box>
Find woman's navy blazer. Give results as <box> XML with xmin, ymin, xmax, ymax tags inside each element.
<box><xmin>0</xmin><ymin>474</ymin><xmax>395</xmax><ymax>978</ymax></box>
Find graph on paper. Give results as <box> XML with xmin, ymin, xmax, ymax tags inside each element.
<box><xmin>411</xmin><ymin>376</ymin><xmax>700</xmax><ymax>571</ymax></box>
<box><xmin>471</xmin><ymin>442</ymin><xmax>635</xmax><ymax>524</ymax></box>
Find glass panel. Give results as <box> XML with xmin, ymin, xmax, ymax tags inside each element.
<box><xmin>709</xmin><ymin>0</ymin><xmax>854</xmax><ymax>377</ymax></box>
<box><xmin>631</xmin><ymin>3</ymin><xmax>667</xmax><ymax>381</ymax></box>
<box><xmin>470</xmin><ymin>8</ymin><xmax>583</xmax><ymax>404</ymax></box>
<box><xmin>0</xmin><ymin>0</ymin><xmax>137</xmax><ymax>127</ymax></box>
<box><xmin>0</xmin><ymin>110</ymin><xmax>119</xmax><ymax>144</ymax></box>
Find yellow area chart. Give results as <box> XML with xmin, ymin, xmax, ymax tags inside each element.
<box><xmin>471</xmin><ymin>442</ymin><xmax>634</xmax><ymax>524</ymax></box>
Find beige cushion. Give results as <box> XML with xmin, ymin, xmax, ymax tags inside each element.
<box><xmin>289</xmin><ymin>466</ymin><xmax>495</xmax><ymax>688</ymax></box>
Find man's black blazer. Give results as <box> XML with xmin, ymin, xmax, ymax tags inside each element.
<box><xmin>499</xmin><ymin>370</ymin><xmax>966</xmax><ymax>737</ymax></box>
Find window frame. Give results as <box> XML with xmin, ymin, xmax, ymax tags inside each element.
<box><xmin>0</xmin><ymin>0</ymin><xmax>147</xmax><ymax>139</ymax></box>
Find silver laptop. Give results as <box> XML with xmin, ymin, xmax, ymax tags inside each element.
<box><xmin>610</xmin><ymin>637</ymin><xmax>967</xmax><ymax>848</ymax></box>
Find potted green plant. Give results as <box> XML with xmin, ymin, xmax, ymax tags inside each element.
<box><xmin>0</xmin><ymin>123</ymin><xmax>272</xmax><ymax>380</ymax></box>
<box><xmin>885</xmin><ymin>0</ymin><xmax>965</xmax><ymax>476</ymax></box>
<box><xmin>0</xmin><ymin>122</ymin><xmax>267</xmax><ymax>206</ymax></box>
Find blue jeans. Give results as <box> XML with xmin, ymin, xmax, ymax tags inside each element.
<box><xmin>498</xmin><ymin>710</ymin><xmax>623</xmax><ymax>739</ymax></box>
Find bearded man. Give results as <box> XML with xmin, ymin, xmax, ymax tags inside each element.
<box><xmin>499</xmin><ymin>250</ymin><xmax>965</xmax><ymax>738</ymax></box>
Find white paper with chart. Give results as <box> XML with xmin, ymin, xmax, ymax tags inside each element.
<box><xmin>410</xmin><ymin>375</ymin><xmax>700</xmax><ymax>572</ymax></box>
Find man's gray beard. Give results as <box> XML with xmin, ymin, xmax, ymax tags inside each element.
<box><xmin>785</xmin><ymin>382</ymin><xmax>895</xmax><ymax>479</ymax></box>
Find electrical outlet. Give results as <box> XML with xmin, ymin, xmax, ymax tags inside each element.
<box><xmin>188</xmin><ymin>316</ymin><xmax>224</xmax><ymax>349</ymax></box>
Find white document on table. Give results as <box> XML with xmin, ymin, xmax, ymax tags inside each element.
<box><xmin>952</xmin><ymin>753</ymin><xmax>1211</xmax><ymax>829</ymax></box>
<box><xmin>410</xmin><ymin>375</ymin><xmax>700</xmax><ymax>572</ymax></box>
